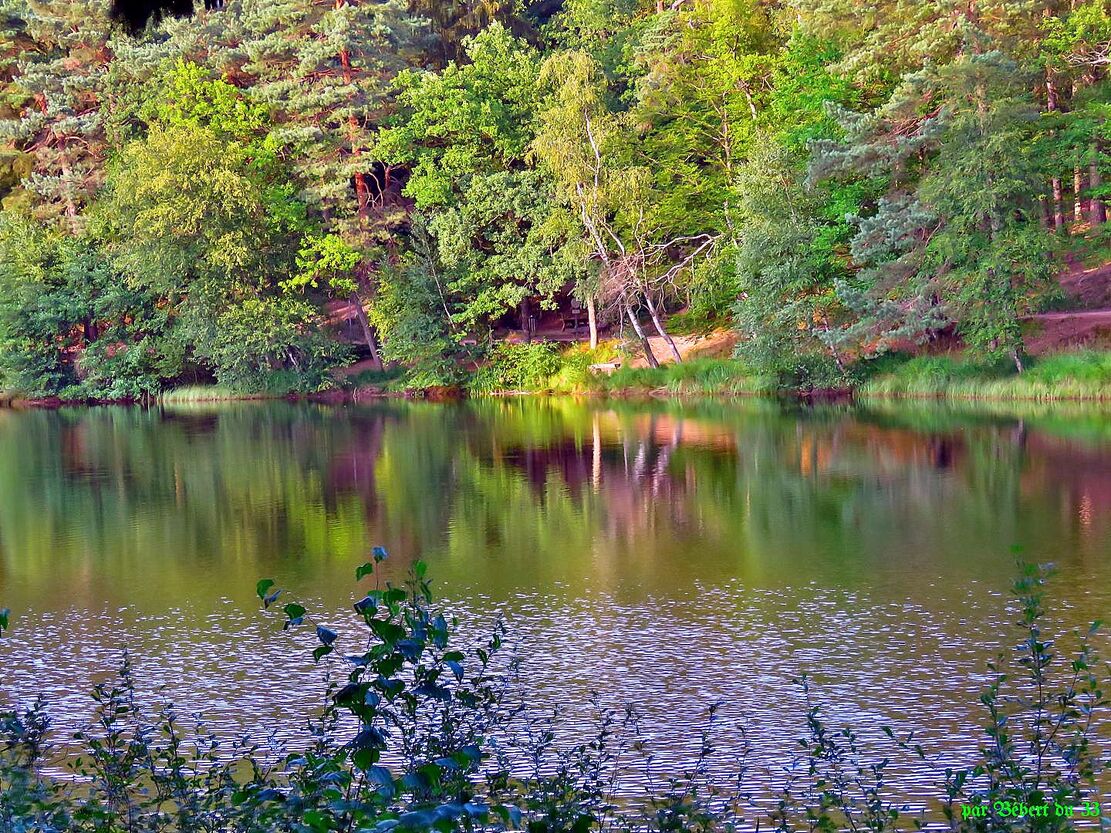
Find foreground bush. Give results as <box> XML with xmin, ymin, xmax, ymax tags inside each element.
<box><xmin>0</xmin><ymin>559</ymin><xmax>1106</xmax><ymax>832</ymax></box>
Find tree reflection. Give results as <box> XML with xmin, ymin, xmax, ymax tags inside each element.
<box><xmin>0</xmin><ymin>399</ymin><xmax>1108</xmax><ymax>610</ymax></box>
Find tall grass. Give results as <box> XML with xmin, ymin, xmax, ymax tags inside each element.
<box><xmin>861</xmin><ymin>351</ymin><xmax>1111</xmax><ymax>400</ymax></box>
<box><xmin>158</xmin><ymin>385</ymin><xmax>271</xmax><ymax>403</ymax></box>
<box><xmin>598</xmin><ymin>357</ymin><xmax>774</xmax><ymax>396</ymax></box>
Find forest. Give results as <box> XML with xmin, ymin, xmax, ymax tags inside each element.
<box><xmin>0</xmin><ymin>0</ymin><xmax>1109</xmax><ymax>399</ymax></box>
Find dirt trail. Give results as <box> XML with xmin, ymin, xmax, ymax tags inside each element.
<box><xmin>1024</xmin><ymin>259</ymin><xmax>1111</xmax><ymax>354</ymax></box>
<box><xmin>627</xmin><ymin>331</ymin><xmax>738</xmax><ymax>368</ymax></box>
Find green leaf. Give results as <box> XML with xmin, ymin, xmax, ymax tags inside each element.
<box><xmin>302</xmin><ymin>809</ymin><xmax>332</xmax><ymax>831</ymax></box>
<box><xmin>384</xmin><ymin>588</ymin><xmax>407</xmax><ymax>605</ymax></box>
<box><xmin>356</xmin><ymin>562</ymin><xmax>375</xmax><ymax>581</ymax></box>
<box><xmin>354</xmin><ymin>750</ymin><xmax>385</xmax><ymax>774</ymax></box>
<box><xmin>256</xmin><ymin>579</ymin><xmax>275</xmax><ymax>601</ymax></box>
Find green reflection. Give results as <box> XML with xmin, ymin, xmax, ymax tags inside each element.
<box><xmin>0</xmin><ymin>399</ymin><xmax>1108</xmax><ymax>618</ymax></box>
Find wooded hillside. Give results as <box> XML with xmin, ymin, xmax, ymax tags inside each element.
<box><xmin>1</xmin><ymin>0</ymin><xmax>1108</xmax><ymax>397</ymax></box>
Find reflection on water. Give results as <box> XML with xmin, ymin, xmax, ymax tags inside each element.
<box><xmin>0</xmin><ymin>398</ymin><xmax>1109</xmax><ymax>800</ymax></box>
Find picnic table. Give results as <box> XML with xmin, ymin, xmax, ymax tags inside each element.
<box><xmin>561</xmin><ymin>301</ymin><xmax>591</xmax><ymax>332</ymax></box>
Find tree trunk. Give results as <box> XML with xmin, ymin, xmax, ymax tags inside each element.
<box><xmin>625</xmin><ymin>304</ymin><xmax>659</xmax><ymax>368</ymax></box>
<box><xmin>335</xmin><ymin>0</ymin><xmax>373</xmax><ymax>223</ymax></box>
<box><xmin>643</xmin><ymin>293</ymin><xmax>682</xmax><ymax>363</ymax></box>
<box><xmin>1011</xmin><ymin>349</ymin><xmax>1025</xmax><ymax>374</ymax></box>
<box><xmin>1045</xmin><ymin>69</ymin><xmax>1065</xmax><ymax>230</ymax></box>
<box><xmin>1052</xmin><ymin>178</ymin><xmax>1065</xmax><ymax>229</ymax></box>
<box><xmin>1089</xmin><ymin>146</ymin><xmax>1106</xmax><ymax>227</ymax></box>
<box><xmin>1074</xmin><ymin>165</ymin><xmax>1085</xmax><ymax>222</ymax></box>
<box><xmin>587</xmin><ymin>295</ymin><xmax>598</xmax><ymax>350</ymax></box>
<box><xmin>59</xmin><ymin>155</ymin><xmax>81</xmax><ymax>236</ymax></box>
<box><xmin>519</xmin><ymin>298</ymin><xmax>532</xmax><ymax>343</ymax></box>
<box><xmin>350</xmin><ymin>293</ymin><xmax>383</xmax><ymax>371</ymax></box>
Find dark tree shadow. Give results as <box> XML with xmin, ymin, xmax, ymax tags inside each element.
<box><xmin>110</xmin><ymin>0</ymin><xmax>195</xmax><ymax>32</ymax></box>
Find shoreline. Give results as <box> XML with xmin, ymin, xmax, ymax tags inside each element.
<box><xmin>3</xmin><ymin>385</ymin><xmax>1110</xmax><ymax>409</ymax></box>
<box><xmin>4</xmin><ymin>350</ymin><xmax>1109</xmax><ymax>408</ymax></box>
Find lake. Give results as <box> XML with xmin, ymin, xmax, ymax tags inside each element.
<box><xmin>1</xmin><ymin>398</ymin><xmax>1109</xmax><ymax>808</ymax></box>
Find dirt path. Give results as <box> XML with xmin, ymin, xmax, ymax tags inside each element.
<box><xmin>1023</xmin><ymin>258</ymin><xmax>1111</xmax><ymax>354</ymax></box>
<box><xmin>1031</xmin><ymin>309</ymin><xmax>1111</xmax><ymax>321</ymax></box>
<box><xmin>1026</xmin><ymin>309</ymin><xmax>1111</xmax><ymax>355</ymax></box>
<box><xmin>627</xmin><ymin>331</ymin><xmax>738</xmax><ymax>368</ymax></box>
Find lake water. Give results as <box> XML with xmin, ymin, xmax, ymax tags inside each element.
<box><xmin>1</xmin><ymin>398</ymin><xmax>1109</xmax><ymax>809</ymax></box>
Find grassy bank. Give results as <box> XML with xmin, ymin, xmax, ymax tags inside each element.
<box><xmin>157</xmin><ymin>385</ymin><xmax>275</xmax><ymax>403</ymax></box>
<box><xmin>586</xmin><ymin>357</ymin><xmax>775</xmax><ymax>396</ymax></box>
<box><xmin>461</xmin><ymin>341</ymin><xmax>773</xmax><ymax>397</ymax></box>
<box><xmin>860</xmin><ymin>351</ymin><xmax>1111</xmax><ymax>401</ymax></box>
<box><xmin>7</xmin><ymin>349</ymin><xmax>1111</xmax><ymax>406</ymax></box>
<box><xmin>549</xmin><ymin>347</ymin><xmax>1111</xmax><ymax>401</ymax></box>
<box><xmin>476</xmin><ymin>341</ymin><xmax>1111</xmax><ymax>402</ymax></box>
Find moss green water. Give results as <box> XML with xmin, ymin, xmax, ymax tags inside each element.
<box><xmin>0</xmin><ymin>398</ymin><xmax>1108</xmax><ymax>798</ymax></box>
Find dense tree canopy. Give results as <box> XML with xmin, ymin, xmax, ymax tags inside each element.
<box><xmin>0</xmin><ymin>0</ymin><xmax>1107</xmax><ymax>396</ymax></box>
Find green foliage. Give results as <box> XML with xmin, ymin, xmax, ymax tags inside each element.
<box><xmin>368</xmin><ymin>246</ymin><xmax>461</xmax><ymax>387</ymax></box>
<box><xmin>141</xmin><ymin>60</ymin><xmax>270</xmax><ymax>144</ymax></box>
<box><xmin>377</xmin><ymin>24</ymin><xmax>541</xmax><ymax>210</ymax></box>
<box><xmin>240</xmin><ymin>0</ymin><xmax>422</xmax><ymax>239</ymax></box>
<box><xmin>377</xmin><ymin>26</ymin><xmax>575</xmax><ymax>336</ymax></box>
<box><xmin>289</xmin><ymin>234</ymin><xmax>362</xmax><ymax>298</ymax></box>
<box><xmin>599</xmin><ymin>357</ymin><xmax>771</xmax><ymax>396</ymax></box>
<box><xmin>0</xmin><ymin>216</ymin><xmax>168</xmax><ymax>398</ymax></box>
<box><xmin>2</xmin><ymin>0</ymin><xmax>1111</xmax><ymax>397</ymax></box>
<box><xmin>469</xmin><ymin>342</ymin><xmax>563</xmax><ymax>393</ymax></box>
<box><xmin>545</xmin><ymin>342</ymin><xmax>621</xmax><ymax>393</ymax></box>
<box><xmin>733</xmin><ymin>142</ymin><xmax>854</xmax><ymax>388</ymax></box>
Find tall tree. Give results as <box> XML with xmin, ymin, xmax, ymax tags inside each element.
<box><xmin>377</xmin><ymin>24</ymin><xmax>575</xmax><ymax>343</ymax></box>
<box><xmin>813</xmin><ymin>51</ymin><xmax>1053</xmax><ymax>371</ymax></box>
<box><xmin>241</xmin><ymin>0</ymin><xmax>423</xmax><ymax>366</ymax></box>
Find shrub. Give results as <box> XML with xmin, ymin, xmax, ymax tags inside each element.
<box><xmin>469</xmin><ymin>343</ymin><xmax>563</xmax><ymax>394</ymax></box>
<box><xmin>546</xmin><ymin>343</ymin><xmax>621</xmax><ymax>394</ymax></box>
<box><xmin>598</xmin><ymin>358</ymin><xmax>771</xmax><ymax>396</ymax></box>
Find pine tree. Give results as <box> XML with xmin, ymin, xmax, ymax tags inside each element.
<box><xmin>240</xmin><ymin>0</ymin><xmax>423</xmax><ymax>367</ymax></box>
<box><xmin>242</xmin><ymin>0</ymin><xmax>421</xmax><ymax>237</ymax></box>
<box><xmin>0</xmin><ymin>0</ymin><xmax>113</xmax><ymax>230</ymax></box>
<box><xmin>813</xmin><ymin>50</ymin><xmax>1052</xmax><ymax>370</ymax></box>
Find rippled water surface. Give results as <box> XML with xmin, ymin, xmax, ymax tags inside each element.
<box><xmin>1</xmin><ymin>398</ymin><xmax>1109</xmax><ymax>803</ymax></box>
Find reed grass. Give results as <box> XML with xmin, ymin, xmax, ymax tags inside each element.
<box><xmin>158</xmin><ymin>385</ymin><xmax>272</xmax><ymax>403</ymax></box>
<box><xmin>860</xmin><ymin>351</ymin><xmax>1111</xmax><ymax>401</ymax></box>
